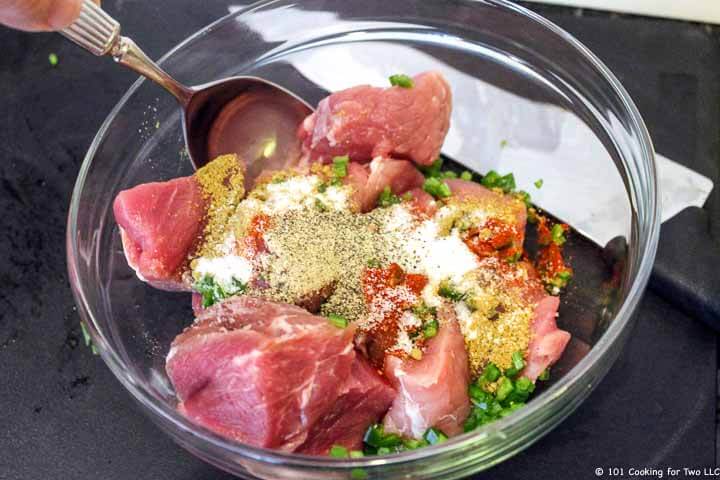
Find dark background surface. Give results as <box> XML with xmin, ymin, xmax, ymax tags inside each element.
<box><xmin>0</xmin><ymin>1</ymin><xmax>718</xmax><ymax>478</ymax></box>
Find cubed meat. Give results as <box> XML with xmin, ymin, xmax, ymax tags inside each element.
<box><xmin>345</xmin><ymin>157</ymin><xmax>425</xmax><ymax>212</ymax></box>
<box><xmin>296</xmin><ymin>355</ymin><xmax>396</xmax><ymax>455</ymax></box>
<box><xmin>299</xmin><ymin>71</ymin><xmax>452</xmax><ymax>167</ymax></box>
<box><xmin>523</xmin><ymin>295</ymin><xmax>571</xmax><ymax>381</ymax></box>
<box><xmin>114</xmin><ymin>176</ymin><xmax>205</xmax><ymax>291</ymax></box>
<box><xmin>382</xmin><ymin>305</ymin><xmax>470</xmax><ymax>438</ymax></box>
<box><xmin>166</xmin><ymin>296</ymin><xmax>394</xmax><ymax>453</ymax></box>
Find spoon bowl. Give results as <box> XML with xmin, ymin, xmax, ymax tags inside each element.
<box><xmin>184</xmin><ymin>77</ymin><xmax>312</xmax><ymax>175</ymax></box>
<box><xmin>61</xmin><ymin>0</ymin><xmax>312</xmax><ymax>174</ymax></box>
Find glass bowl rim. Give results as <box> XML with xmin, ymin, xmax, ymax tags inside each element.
<box><xmin>66</xmin><ymin>0</ymin><xmax>661</xmax><ymax>469</ymax></box>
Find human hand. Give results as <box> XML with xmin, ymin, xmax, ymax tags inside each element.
<box><xmin>0</xmin><ymin>0</ymin><xmax>98</xmax><ymax>32</ymax></box>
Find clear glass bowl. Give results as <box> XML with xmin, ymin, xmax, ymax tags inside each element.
<box><xmin>67</xmin><ymin>1</ymin><xmax>660</xmax><ymax>478</ymax></box>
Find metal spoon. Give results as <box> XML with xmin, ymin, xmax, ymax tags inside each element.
<box><xmin>61</xmin><ymin>0</ymin><xmax>312</xmax><ymax>177</ymax></box>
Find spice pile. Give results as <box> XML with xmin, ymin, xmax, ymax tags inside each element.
<box><xmin>186</xmin><ymin>157</ymin><xmax>569</xmax><ymax>372</ymax></box>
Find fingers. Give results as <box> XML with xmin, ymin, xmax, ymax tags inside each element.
<box><xmin>0</xmin><ymin>0</ymin><xmax>84</xmax><ymax>32</ymax></box>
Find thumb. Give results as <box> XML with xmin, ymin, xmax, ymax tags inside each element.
<box><xmin>0</xmin><ymin>0</ymin><xmax>84</xmax><ymax>32</ymax></box>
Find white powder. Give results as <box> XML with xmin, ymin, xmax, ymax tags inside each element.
<box><xmin>219</xmin><ymin>233</ymin><xmax>237</xmax><ymax>256</ymax></box>
<box><xmin>385</xmin><ymin>205</ymin><xmax>479</xmax><ymax>286</ymax></box>
<box><xmin>392</xmin><ymin>311</ymin><xmax>424</xmax><ymax>354</ymax></box>
<box><xmin>415</xmin><ymin>226</ymin><xmax>478</xmax><ymax>285</ymax></box>
<box><xmin>433</xmin><ymin>204</ymin><xmax>458</xmax><ymax>226</ymax></box>
<box><xmin>194</xmin><ymin>255</ymin><xmax>253</xmax><ymax>288</ymax></box>
<box><xmin>382</xmin><ymin>204</ymin><xmax>417</xmax><ymax>232</ymax></box>
<box><xmin>394</xmin><ymin>329</ymin><xmax>414</xmax><ymax>354</ymax></box>
<box><xmin>260</xmin><ymin>175</ymin><xmax>349</xmax><ymax>214</ymax></box>
<box><xmin>264</xmin><ymin>175</ymin><xmax>319</xmax><ymax>211</ymax></box>
<box><xmin>399</xmin><ymin>311</ymin><xmax>421</xmax><ymax>329</ymax></box>
<box><xmin>383</xmin><ymin>204</ymin><xmax>481</xmax><ymax>310</ymax></box>
<box><xmin>362</xmin><ymin>285</ymin><xmax>418</xmax><ymax>331</ymax></box>
<box><xmin>454</xmin><ymin>302</ymin><xmax>476</xmax><ymax>340</ymax></box>
<box><xmin>421</xmin><ymin>283</ymin><xmax>442</xmax><ymax>308</ymax></box>
<box><xmin>318</xmin><ymin>184</ymin><xmax>350</xmax><ymax>210</ymax></box>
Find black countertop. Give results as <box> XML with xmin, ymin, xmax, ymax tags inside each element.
<box><xmin>0</xmin><ymin>1</ymin><xmax>718</xmax><ymax>478</ymax></box>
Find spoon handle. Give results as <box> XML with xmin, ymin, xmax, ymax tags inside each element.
<box><xmin>60</xmin><ymin>0</ymin><xmax>193</xmax><ymax>106</ymax></box>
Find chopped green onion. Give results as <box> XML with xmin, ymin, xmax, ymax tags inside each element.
<box><xmin>412</xmin><ymin>302</ymin><xmax>437</xmax><ymax>321</ymax></box>
<box><xmin>229</xmin><ymin>278</ymin><xmax>246</xmax><ymax>294</ymax></box>
<box><xmin>481</xmin><ymin>170</ymin><xmax>516</xmax><ymax>193</ymax></box>
<box><xmin>48</xmin><ymin>53</ymin><xmax>58</xmax><ymax>67</ymax></box>
<box><xmin>480</xmin><ymin>362</ymin><xmax>501</xmax><ymax>383</ymax></box>
<box><xmin>403</xmin><ymin>438</ymin><xmax>429</xmax><ymax>450</ymax></box>
<box><xmin>389</xmin><ymin>74</ymin><xmax>414</xmax><ymax>88</ymax></box>
<box><xmin>423</xmin><ymin>427</ymin><xmax>448</xmax><ymax>445</ymax></box>
<box><xmin>376</xmin><ymin>447</ymin><xmax>392</xmax><ymax>455</ymax></box>
<box><xmin>193</xmin><ymin>275</ymin><xmax>247</xmax><ymax>308</ymax></box>
<box><xmin>363</xmin><ymin>424</ymin><xmax>383</xmax><ymax>447</ymax></box>
<box><xmin>464</xmin><ymin>396</ymin><xmax>507</xmax><ymax>432</ymax></box>
<box><xmin>511</xmin><ymin>351</ymin><xmax>525</xmax><ymax>371</ymax></box>
<box><xmin>194</xmin><ymin>276</ymin><xmax>222</xmax><ymax>308</ymax></box>
<box><xmin>440</xmin><ymin>170</ymin><xmax>457</xmax><ymax>179</ymax></box>
<box><xmin>551</xmin><ymin>224</ymin><xmax>567</xmax><ymax>245</ymax></box>
<box><xmin>438</xmin><ymin>280</ymin><xmax>466</xmax><ymax>302</ymax></box>
<box><xmin>329</xmin><ymin>445</ymin><xmax>349</xmax><ymax>458</ymax></box>
<box><xmin>350</xmin><ymin>450</ymin><xmax>365</xmax><ymax>459</ymax></box>
<box><xmin>376</xmin><ymin>433</ymin><xmax>402</xmax><ymax>448</ymax></box>
<box><xmin>80</xmin><ymin>322</ymin><xmax>99</xmax><ymax>355</ymax></box>
<box><xmin>351</xmin><ymin>468</ymin><xmax>368</xmax><ymax>480</ymax></box>
<box><xmin>499</xmin><ymin>402</ymin><xmax>525</xmax><ymax>417</ymax></box>
<box><xmin>367</xmin><ymin>258</ymin><xmax>381</xmax><ymax>268</ymax></box>
<box><xmin>468</xmin><ymin>383</ymin><xmax>486</xmax><ymax>402</ymax></box>
<box><xmin>504</xmin><ymin>365</ymin><xmax>520</xmax><ymax>378</ymax></box>
<box><xmin>515</xmin><ymin>376</ymin><xmax>534</xmax><ymax>395</ymax></box>
<box><xmin>315</xmin><ymin>198</ymin><xmax>328</xmax><ymax>212</ymax></box>
<box><xmin>549</xmin><ymin>270</ymin><xmax>573</xmax><ymax>290</ymax></box>
<box><xmin>378</xmin><ymin>186</ymin><xmax>401</xmax><ymax>207</ymax></box>
<box><xmin>332</xmin><ymin>155</ymin><xmax>349</xmax><ymax>178</ymax></box>
<box><xmin>534</xmin><ymin>179</ymin><xmax>543</xmax><ymax>189</ymax></box>
<box><xmin>515</xmin><ymin>190</ymin><xmax>532</xmax><ymax>209</ymax></box>
<box><xmin>506</xmin><ymin>251</ymin><xmax>522</xmax><ymax>264</ymax></box>
<box><xmin>419</xmin><ymin>158</ymin><xmax>443</xmax><ymax>178</ymax></box>
<box><xmin>363</xmin><ymin>424</ymin><xmax>402</xmax><ymax>448</ymax></box>
<box><xmin>538</xmin><ymin>368</ymin><xmax>551</xmax><ymax>381</ymax></box>
<box><xmin>463</xmin><ymin>417</ymin><xmax>478</xmax><ymax>432</ymax></box>
<box><xmin>482</xmin><ymin>170</ymin><xmax>500</xmax><ymax>186</ymax></box>
<box><xmin>423</xmin><ymin>318</ymin><xmax>439</xmax><ymax>339</ymax></box>
<box><xmin>423</xmin><ymin>177</ymin><xmax>452</xmax><ymax>198</ymax></box>
<box><xmin>328</xmin><ymin>313</ymin><xmax>348</xmax><ymax>328</ymax></box>
<box><xmin>500</xmin><ymin>139</ymin><xmax>508</xmax><ymax>148</ymax></box>
<box><xmin>460</xmin><ymin>171</ymin><xmax>473</xmax><ymax>181</ymax></box>
<box><xmin>465</xmin><ymin>366</ymin><xmax>537</xmax><ymax>431</ymax></box>
<box><xmin>495</xmin><ymin>376</ymin><xmax>514</xmax><ymax>402</ymax></box>
<box><xmin>80</xmin><ymin>322</ymin><xmax>92</xmax><ymax>346</ymax></box>
<box><xmin>317</xmin><ymin>182</ymin><xmax>328</xmax><ymax>193</ymax></box>
<box><xmin>497</xmin><ymin>172</ymin><xmax>516</xmax><ymax>192</ymax></box>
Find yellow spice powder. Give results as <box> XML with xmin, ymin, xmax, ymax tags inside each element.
<box><xmin>194</xmin><ymin>154</ymin><xmax>246</xmax><ymax>259</ymax></box>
